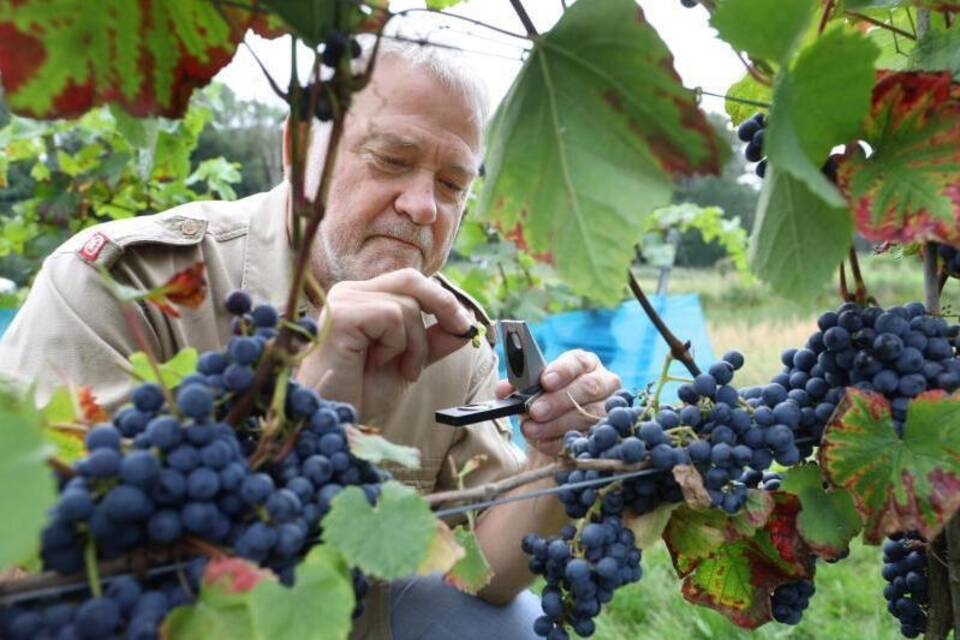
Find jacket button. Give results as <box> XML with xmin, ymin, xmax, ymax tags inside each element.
<box><xmin>180</xmin><ymin>220</ymin><xmax>200</xmax><ymax>236</ymax></box>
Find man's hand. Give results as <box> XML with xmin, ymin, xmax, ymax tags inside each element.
<box><xmin>296</xmin><ymin>268</ymin><xmax>475</xmax><ymax>423</ymax></box>
<box><xmin>495</xmin><ymin>349</ymin><xmax>621</xmax><ymax>457</ymax></box>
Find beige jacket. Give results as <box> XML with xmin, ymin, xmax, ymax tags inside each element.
<box><xmin>0</xmin><ymin>182</ymin><xmax>526</xmax><ymax>639</ymax></box>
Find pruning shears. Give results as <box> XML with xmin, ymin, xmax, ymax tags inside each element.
<box><xmin>435</xmin><ymin>320</ymin><xmax>547</xmax><ymax>427</ymax></box>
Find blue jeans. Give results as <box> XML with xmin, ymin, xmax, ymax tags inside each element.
<box><xmin>390</xmin><ymin>573</ymin><xmax>541</xmax><ymax>640</ymax></box>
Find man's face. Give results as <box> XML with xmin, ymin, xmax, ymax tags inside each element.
<box><xmin>307</xmin><ymin>57</ymin><xmax>483</xmax><ymax>286</ymax></box>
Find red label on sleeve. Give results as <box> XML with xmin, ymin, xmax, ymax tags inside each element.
<box><xmin>78</xmin><ymin>232</ymin><xmax>108</xmax><ymax>262</ymax></box>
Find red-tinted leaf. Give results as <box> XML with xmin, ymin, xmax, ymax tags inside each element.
<box><xmin>836</xmin><ymin>71</ymin><xmax>960</xmax><ymax>247</ymax></box>
<box><xmin>0</xmin><ymin>1</ymin><xmax>263</xmax><ymax>120</ymax></box>
<box><xmin>203</xmin><ymin>557</ymin><xmax>275</xmax><ymax>594</ymax></box>
<box><xmin>820</xmin><ymin>388</ymin><xmax>960</xmax><ymax>543</ymax></box>
<box><xmin>160</xmin><ymin>261</ymin><xmax>207</xmax><ymax>309</ymax></box>
<box><xmin>664</xmin><ymin>493</ymin><xmax>815</xmax><ymax>629</ymax></box>
<box><xmin>145</xmin><ymin>261</ymin><xmax>207</xmax><ymax>318</ymax></box>
<box><xmin>76</xmin><ymin>385</ymin><xmax>107</xmax><ymax>424</ymax></box>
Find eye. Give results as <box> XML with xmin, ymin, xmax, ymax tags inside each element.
<box><xmin>374</xmin><ymin>153</ymin><xmax>407</xmax><ymax>169</ymax></box>
<box><xmin>440</xmin><ymin>179</ymin><xmax>465</xmax><ymax>193</ymax></box>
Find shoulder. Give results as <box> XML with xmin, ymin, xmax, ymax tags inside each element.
<box><xmin>433</xmin><ymin>272</ymin><xmax>496</xmax><ymax>347</ymax></box>
<box><xmin>51</xmin><ymin>187</ymin><xmax>283</xmax><ymax>271</ymax></box>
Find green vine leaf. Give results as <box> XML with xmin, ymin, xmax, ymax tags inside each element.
<box><xmin>346</xmin><ymin>426</ymin><xmax>421</xmax><ymax>469</ymax></box>
<box><xmin>710</xmin><ymin>0</ymin><xmax>818</xmax><ymax>65</ymax></box>
<box><xmin>664</xmin><ymin>493</ymin><xmax>815</xmax><ymax>629</ymax></box>
<box><xmin>129</xmin><ymin>348</ymin><xmax>198</xmax><ymax>387</ymax></box>
<box><xmin>249</xmin><ymin>546</ymin><xmax>355</xmax><ymax>640</ymax></box>
<box><xmin>780</xmin><ymin>463</ymin><xmax>862</xmax><ymax>560</ymax></box>
<box><xmin>765</xmin><ymin>26</ymin><xmax>879</xmax><ymax>207</ymax></box>
<box><xmin>478</xmin><ymin>0</ymin><xmax>727</xmax><ymax>303</ymax></box>
<box><xmin>0</xmin><ymin>388</ymin><xmax>57</xmax><ymax>569</ymax></box>
<box><xmin>908</xmin><ymin>22</ymin><xmax>960</xmax><ymax>78</ymax></box>
<box><xmin>324</xmin><ymin>481</ymin><xmax>438</xmax><ymax>580</ymax></box>
<box><xmin>836</xmin><ymin>71</ymin><xmax>960</xmax><ymax>247</ymax></box>
<box><xmin>0</xmin><ymin>1</ymin><xmax>259</xmax><ymax>120</ymax></box>
<box><xmin>748</xmin><ymin>166</ymin><xmax>853</xmax><ymax>299</ymax></box>
<box><xmin>443</xmin><ymin>526</ymin><xmax>493</xmax><ymax>595</ymax></box>
<box><xmin>820</xmin><ymin>388</ymin><xmax>960</xmax><ymax>544</ymax></box>
<box><xmin>724</xmin><ymin>73</ymin><xmax>773</xmax><ymax>126</ymax></box>
<box><xmin>160</xmin><ymin>558</ymin><xmax>272</xmax><ymax>640</ymax></box>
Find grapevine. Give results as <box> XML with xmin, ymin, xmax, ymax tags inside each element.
<box><xmin>1</xmin><ymin>0</ymin><xmax>960</xmax><ymax>639</ymax></box>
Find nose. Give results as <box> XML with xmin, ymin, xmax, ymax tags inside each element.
<box><xmin>394</xmin><ymin>170</ymin><xmax>438</xmax><ymax>225</ymax></box>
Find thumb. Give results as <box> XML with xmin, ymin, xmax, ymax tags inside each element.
<box><xmin>495</xmin><ymin>380</ymin><xmax>514</xmax><ymax>400</ymax></box>
<box><xmin>425</xmin><ymin>324</ymin><xmax>471</xmax><ymax>365</ymax></box>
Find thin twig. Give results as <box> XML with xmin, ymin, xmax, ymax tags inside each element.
<box><xmin>839</xmin><ymin>262</ymin><xmax>850</xmax><ymax>302</ymax></box>
<box><xmin>819</xmin><ymin>0</ymin><xmax>837</xmax><ymax>33</ymax></box>
<box><xmin>566</xmin><ymin>391</ymin><xmax>603</xmax><ymax>422</ymax></box>
<box><xmin>735</xmin><ymin>51</ymin><xmax>771</xmax><ymax>86</ymax></box>
<box><xmin>848</xmin><ymin>247</ymin><xmax>874</xmax><ymax>305</ymax></box>
<box><xmin>844</xmin><ymin>11</ymin><xmax>917</xmax><ymax>39</ymax></box>
<box><xmin>508</xmin><ymin>0</ymin><xmax>539</xmax><ymax>37</ymax></box>
<box><xmin>926</xmin><ymin>242</ymin><xmax>942</xmax><ymax>314</ymax></box>
<box><xmin>241</xmin><ymin>40</ymin><xmax>289</xmax><ymax>103</ymax></box>
<box><xmin>427</xmin><ymin>457</ymin><xmax>650</xmax><ymax>507</ymax></box>
<box><xmin>627</xmin><ymin>270</ymin><xmax>701</xmax><ymax>377</ymax></box>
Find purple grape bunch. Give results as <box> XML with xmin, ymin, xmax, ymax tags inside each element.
<box><xmin>4</xmin><ymin>290</ymin><xmax>385</xmax><ymax>638</ymax></box>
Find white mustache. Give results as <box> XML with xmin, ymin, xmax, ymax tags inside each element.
<box><xmin>368</xmin><ymin>221</ymin><xmax>432</xmax><ymax>252</ymax></box>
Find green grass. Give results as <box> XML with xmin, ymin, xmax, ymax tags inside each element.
<box><xmin>580</xmin><ymin>256</ymin><xmax>944</xmax><ymax>639</ymax></box>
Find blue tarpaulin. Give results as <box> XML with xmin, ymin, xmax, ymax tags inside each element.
<box><xmin>498</xmin><ymin>294</ymin><xmax>715</xmax><ymax>446</ymax></box>
<box><xmin>0</xmin><ymin>310</ymin><xmax>14</xmax><ymax>337</ymax></box>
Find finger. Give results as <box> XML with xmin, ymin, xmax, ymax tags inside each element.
<box><xmin>526</xmin><ymin>435</ymin><xmax>564</xmax><ymax>457</ymax></box>
<box><xmin>392</xmin><ymin>295</ymin><xmax>429</xmax><ymax>381</ymax></box>
<box><xmin>539</xmin><ymin>349</ymin><xmax>601</xmax><ymax>392</ymax></box>
<box><xmin>528</xmin><ymin>369</ymin><xmax>621</xmax><ymax>423</ymax></box>
<box><xmin>424</xmin><ymin>324</ymin><xmax>471</xmax><ymax>365</ymax></box>
<box><xmin>495</xmin><ymin>380</ymin><xmax>514</xmax><ymax>400</ymax></box>
<box><xmin>354</xmin><ymin>268</ymin><xmax>473</xmax><ymax>335</ymax></box>
<box><xmin>522</xmin><ymin>401</ymin><xmax>607</xmax><ymax>442</ymax></box>
<box><xmin>363</xmin><ymin>303</ymin><xmax>408</xmax><ymax>370</ymax></box>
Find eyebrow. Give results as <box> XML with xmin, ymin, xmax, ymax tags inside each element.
<box><xmin>358</xmin><ymin>131</ymin><xmax>478</xmax><ymax>179</ymax></box>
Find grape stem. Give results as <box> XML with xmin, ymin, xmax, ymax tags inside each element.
<box><xmin>508</xmin><ymin>0</ymin><xmax>539</xmax><ymax>37</ymax></box>
<box><xmin>46</xmin><ymin>456</ymin><xmax>76</xmax><ymax>479</ymax></box>
<box><xmin>847</xmin><ymin>247</ymin><xmax>876</xmax><ymax>306</ymax></box>
<box><xmin>844</xmin><ymin>11</ymin><xmax>917</xmax><ymax>39</ymax></box>
<box><xmin>818</xmin><ymin>0</ymin><xmax>836</xmax><ymax>34</ymax></box>
<box><xmin>571</xmin><ymin>481</ymin><xmax>622</xmax><ymax>555</ymax></box>
<box><xmin>627</xmin><ymin>270</ymin><xmax>701</xmax><ymax>377</ymax></box>
<box><xmin>84</xmin><ymin>536</ymin><xmax>102</xmax><ymax>599</ymax></box>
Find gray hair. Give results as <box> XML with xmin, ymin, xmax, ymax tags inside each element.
<box><xmin>353</xmin><ymin>34</ymin><xmax>490</xmax><ymax>128</ymax></box>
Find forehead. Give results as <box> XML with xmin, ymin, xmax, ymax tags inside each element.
<box><xmin>346</xmin><ymin>57</ymin><xmax>482</xmax><ymax>164</ymax></box>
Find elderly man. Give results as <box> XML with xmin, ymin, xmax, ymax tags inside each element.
<box><xmin>0</xmin><ymin>41</ymin><xmax>621</xmax><ymax>639</ymax></box>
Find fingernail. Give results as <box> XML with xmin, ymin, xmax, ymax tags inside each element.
<box><xmin>457</xmin><ymin>310</ymin><xmax>473</xmax><ymax>332</ymax></box>
<box><xmin>543</xmin><ymin>371</ymin><xmax>560</xmax><ymax>388</ymax></box>
<box><xmin>530</xmin><ymin>401</ymin><xmax>548</xmax><ymax>420</ymax></box>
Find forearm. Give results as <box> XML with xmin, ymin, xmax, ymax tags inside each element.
<box><xmin>473</xmin><ymin>450</ymin><xmax>570</xmax><ymax>605</ymax></box>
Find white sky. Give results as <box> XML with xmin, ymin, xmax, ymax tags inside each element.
<box><xmin>214</xmin><ymin>0</ymin><xmax>744</xmax><ymax>117</ymax></box>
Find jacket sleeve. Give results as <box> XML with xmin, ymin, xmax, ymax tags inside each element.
<box><xmin>0</xmin><ymin>252</ymin><xmax>162</xmax><ymax>412</ymax></box>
